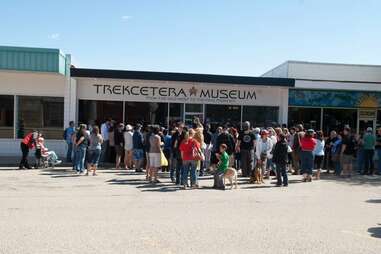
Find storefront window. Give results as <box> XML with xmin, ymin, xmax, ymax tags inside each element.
<box><xmin>323</xmin><ymin>108</ymin><xmax>357</xmax><ymax>134</ymax></box>
<box><xmin>78</xmin><ymin>100</ymin><xmax>123</xmax><ymax>126</ymax></box>
<box><xmin>17</xmin><ymin>96</ymin><xmax>64</xmax><ymax>139</ymax></box>
<box><xmin>288</xmin><ymin>107</ymin><xmax>321</xmax><ymax>130</ymax></box>
<box><xmin>205</xmin><ymin>104</ymin><xmax>241</xmax><ymax>129</ymax></box>
<box><xmin>169</xmin><ymin>103</ymin><xmax>184</xmax><ymax>128</ymax></box>
<box><xmin>0</xmin><ymin>95</ymin><xmax>14</xmax><ymax>138</ymax></box>
<box><xmin>125</xmin><ymin>102</ymin><xmax>168</xmax><ymax>126</ymax></box>
<box><xmin>243</xmin><ymin>106</ymin><xmax>278</xmax><ymax>128</ymax></box>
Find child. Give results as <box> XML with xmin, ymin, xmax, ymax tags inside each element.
<box><xmin>272</xmin><ymin>133</ymin><xmax>289</xmax><ymax>187</ymax></box>
<box><xmin>213</xmin><ymin>144</ymin><xmax>229</xmax><ymax>190</ymax></box>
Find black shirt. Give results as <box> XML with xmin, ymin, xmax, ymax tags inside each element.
<box><xmin>203</xmin><ymin>130</ymin><xmax>212</xmax><ymax>145</ymax></box>
<box><xmin>342</xmin><ymin>135</ymin><xmax>356</xmax><ymax>156</ymax></box>
<box><xmin>216</xmin><ymin>132</ymin><xmax>235</xmax><ymax>155</ymax></box>
<box><xmin>238</xmin><ymin>131</ymin><xmax>256</xmax><ymax>150</ymax></box>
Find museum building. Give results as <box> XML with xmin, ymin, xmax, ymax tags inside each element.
<box><xmin>0</xmin><ymin>45</ymin><xmax>381</xmax><ymax>156</ymax></box>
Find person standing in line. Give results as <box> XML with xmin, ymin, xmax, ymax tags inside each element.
<box><xmin>255</xmin><ymin>130</ymin><xmax>273</xmax><ymax>180</ymax></box>
<box><xmin>100</xmin><ymin>118</ymin><xmax>111</xmax><ymax>163</ymax></box>
<box><xmin>325</xmin><ymin>130</ymin><xmax>338</xmax><ymax>174</ymax></box>
<box><xmin>179</xmin><ymin>129</ymin><xmax>200</xmax><ymax>189</ymax></box>
<box><xmin>114</xmin><ymin>123</ymin><xmax>125</xmax><ymax>169</ymax></box>
<box><xmin>148</xmin><ymin>125</ymin><xmax>162</xmax><ymax>183</ymax></box>
<box><xmin>292</xmin><ymin>124</ymin><xmax>305</xmax><ymax>175</ymax></box>
<box><xmin>355</xmin><ymin>133</ymin><xmax>364</xmax><ymax>174</ymax></box>
<box><xmin>108</xmin><ymin>121</ymin><xmax>116</xmax><ymax>163</ymax></box>
<box><xmin>236</xmin><ymin>121</ymin><xmax>256</xmax><ymax>177</ymax></box>
<box><xmin>300</xmin><ymin>129</ymin><xmax>317</xmax><ymax>182</ymax></box>
<box><xmin>192</xmin><ymin>118</ymin><xmax>204</xmax><ymax>174</ymax></box>
<box><xmin>132</xmin><ymin>124</ymin><xmax>144</xmax><ymax>173</ymax></box>
<box><xmin>272</xmin><ymin>133</ymin><xmax>289</xmax><ymax>187</ymax></box>
<box><xmin>202</xmin><ymin>124</ymin><xmax>213</xmax><ymax>175</ymax></box>
<box><xmin>362</xmin><ymin>127</ymin><xmax>376</xmax><ymax>175</ymax></box>
<box><xmin>63</xmin><ymin>121</ymin><xmax>75</xmax><ymax>162</ymax></box>
<box><xmin>340</xmin><ymin>127</ymin><xmax>356</xmax><ymax>178</ymax></box>
<box><xmin>87</xmin><ymin>126</ymin><xmax>103</xmax><ymax>176</ymax></box>
<box><xmin>375</xmin><ymin>128</ymin><xmax>381</xmax><ymax>175</ymax></box>
<box><xmin>123</xmin><ymin>125</ymin><xmax>134</xmax><ymax>170</ymax></box>
<box><xmin>74</xmin><ymin>124</ymin><xmax>89</xmax><ymax>174</ymax></box>
<box><xmin>162</xmin><ymin>129</ymin><xmax>172</xmax><ymax>173</ymax></box>
<box><xmin>171</xmin><ymin>122</ymin><xmax>186</xmax><ymax>184</ymax></box>
<box><xmin>210</xmin><ymin>126</ymin><xmax>222</xmax><ymax>169</ymax></box>
<box><xmin>313</xmin><ymin>131</ymin><xmax>325</xmax><ymax>180</ymax></box>
<box><xmin>18</xmin><ymin>131</ymin><xmax>38</xmax><ymax>169</ymax></box>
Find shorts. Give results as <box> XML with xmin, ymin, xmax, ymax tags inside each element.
<box><xmin>342</xmin><ymin>154</ymin><xmax>353</xmax><ymax>165</ymax></box>
<box><xmin>314</xmin><ymin>155</ymin><xmax>324</xmax><ymax>169</ymax></box>
<box><xmin>89</xmin><ymin>149</ymin><xmax>101</xmax><ymax>166</ymax></box>
<box><xmin>148</xmin><ymin>153</ymin><xmax>161</xmax><ymax>168</ymax></box>
<box><xmin>115</xmin><ymin>145</ymin><xmax>124</xmax><ymax>156</ymax></box>
<box><xmin>133</xmin><ymin>149</ymin><xmax>144</xmax><ymax>160</ymax></box>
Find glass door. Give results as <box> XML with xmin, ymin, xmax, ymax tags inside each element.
<box><xmin>184</xmin><ymin>104</ymin><xmax>203</xmax><ymax>127</ymax></box>
<box><xmin>358</xmin><ymin>109</ymin><xmax>376</xmax><ymax>135</ymax></box>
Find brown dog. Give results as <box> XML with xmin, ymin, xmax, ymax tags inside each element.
<box><xmin>250</xmin><ymin>161</ymin><xmax>265</xmax><ymax>184</ymax></box>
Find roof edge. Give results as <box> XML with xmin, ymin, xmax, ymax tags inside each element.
<box><xmin>71</xmin><ymin>68</ymin><xmax>295</xmax><ymax>87</ymax></box>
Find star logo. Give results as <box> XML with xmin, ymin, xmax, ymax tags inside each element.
<box><xmin>189</xmin><ymin>86</ymin><xmax>198</xmax><ymax>96</ymax></box>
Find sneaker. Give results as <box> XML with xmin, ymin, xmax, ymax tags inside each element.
<box><xmin>182</xmin><ymin>185</ymin><xmax>187</xmax><ymax>190</ymax></box>
<box><xmin>283</xmin><ymin>184</ymin><xmax>288</xmax><ymax>187</ymax></box>
<box><xmin>55</xmin><ymin>160</ymin><xmax>62</xmax><ymax>165</ymax></box>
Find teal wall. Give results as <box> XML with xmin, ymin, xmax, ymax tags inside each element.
<box><xmin>0</xmin><ymin>46</ymin><xmax>68</xmax><ymax>75</ymax></box>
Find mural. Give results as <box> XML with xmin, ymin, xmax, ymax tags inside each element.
<box><xmin>289</xmin><ymin>89</ymin><xmax>381</xmax><ymax>108</ymax></box>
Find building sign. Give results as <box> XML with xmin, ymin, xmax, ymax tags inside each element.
<box><xmin>359</xmin><ymin>110</ymin><xmax>376</xmax><ymax>120</ymax></box>
<box><xmin>77</xmin><ymin>78</ymin><xmax>287</xmax><ymax>106</ymax></box>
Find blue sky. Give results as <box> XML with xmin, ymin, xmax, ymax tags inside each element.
<box><xmin>1</xmin><ymin>0</ymin><xmax>380</xmax><ymax>76</ymax></box>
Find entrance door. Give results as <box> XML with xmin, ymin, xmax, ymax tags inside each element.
<box><xmin>184</xmin><ymin>104</ymin><xmax>203</xmax><ymax>127</ymax></box>
<box><xmin>359</xmin><ymin>120</ymin><xmax>375</xmax><ymax>135</ymax></box>
<box><xmin>358</xmin><ymin>109</ymin><xmax>377</xmax><ymax>134</ymax></box>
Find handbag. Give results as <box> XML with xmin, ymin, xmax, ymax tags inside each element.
<box><xmin>192</xmin><ymin>143</ymin><xmax>205</xmax><ymax>161</ymax></box>
<box><xmin>160</xmin><ymin>150</ymin><xmax>168</xmax><ymax>167</ymax></box>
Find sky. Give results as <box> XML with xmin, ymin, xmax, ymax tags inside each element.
<box><xmin>1</xmin><ymin>0</ymin><xmax>380</xmax><ymax>76</ymax></box>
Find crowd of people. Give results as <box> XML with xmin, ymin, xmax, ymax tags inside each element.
<box><xmin>19</xmin><ymin>117</ymin><xmax>381</xmax><ymax>190</ymax></box>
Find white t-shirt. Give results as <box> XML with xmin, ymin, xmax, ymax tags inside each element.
<box><xmin>124</xmin><ymin>131</ymin><xmax>133</xmax><ymax>150</ymax></box>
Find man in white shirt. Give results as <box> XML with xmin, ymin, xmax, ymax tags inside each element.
<box><xmin>100</xmin><ymin>118</ymin><xmax>111</xmax><ymax>163</ymax></box>
<box><xmin>124</xmin><ymin>124</ymin><xmax>134</xmax><ymax>169</ymax></box>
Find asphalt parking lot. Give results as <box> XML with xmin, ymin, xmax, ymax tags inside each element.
<box><xmin>0</xmin><ymin>167</ymin><xmax>380</xmax><ymax>254</ymax></box>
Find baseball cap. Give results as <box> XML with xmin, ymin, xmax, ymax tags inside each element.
<box><xmin>367</xmin><ymin>127</ymin><xmax>373</xmax><ymax>132</ymax></box>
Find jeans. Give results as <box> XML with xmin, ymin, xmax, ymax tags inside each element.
<box><xmin>74</xmin><ymin>146</ymin><xmax>87</xmax><ymax>172</ymax></box>
<box><xmin>363</xmin><ymin>149</ymin><xmax>374</xmax><ymax>175</ymax></box>
<box><xmin>66</xmin><ymin>141</ymin><xmax>73</xmax><ymax>162</ymax></box>
<box><xmin>334</xmin><ymin>160</ymin><xmax>342</xmax><ymax>176</ymax></box>
<box><xmin>276</xmin><ymin>163</ymin><xmax>288</xmax><ymax>186</ymax></box>
<box><xmin>356</xmin><ymin>148</ymin><xmax>364</xmax><ymax>173</ymax></box>
<box><xmin>300</xmin><ymin>150</ymin><xmax>313</xmax><ymax>175</ymax></box>
<box><xmin>100</xmin><ymin>140</ymin><xmax>110</xmax><ymax>163</ymax></box>
<box><xmin>376</xmin><ymin>149</ymin><xmax>381</xmax><ymax>174</ymax></box>
<box><xmin>182</xmin><ymin>160</ymin><xmax>197</xmax><ymax>186</ymax></box>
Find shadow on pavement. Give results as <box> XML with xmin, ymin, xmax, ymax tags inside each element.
<box><xmin>320</xmin><ymin>174</ymin><xmax>381</xmax><ymax>187</ymax></box>
<box><xmin>366</xmin><ymin>199</ymin><xmax>381</xmax><ymax>204</ymax></box>
<box><xmin>368</xmin><ymin>224</ymin><xmax>381</xmax><ymax>239</ymax></box>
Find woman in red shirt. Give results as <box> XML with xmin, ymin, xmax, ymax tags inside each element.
<box><xmin>179</xmin><ymin>129</ymin><xmax>200</xmax><ymax>189</ymax></box>
<box><xmin>300</xmin><ymin>129</ymin><xmax>317</xmax><ymax>182</ymax></box>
